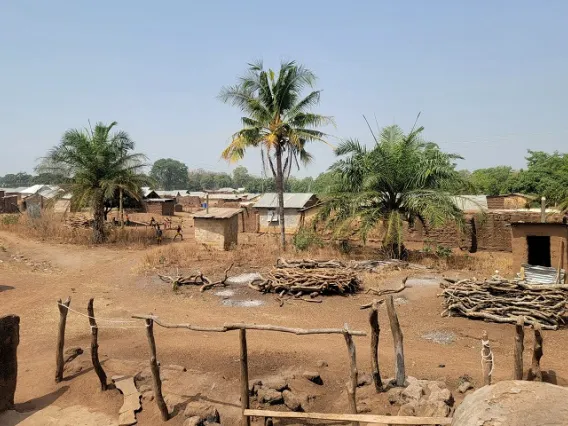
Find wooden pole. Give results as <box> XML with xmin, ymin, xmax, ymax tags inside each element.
<box><xmin>55</xmin><ymin>297</ymin><xmax>71</xmax><ymax>383</ymax></box>
<box><xmin>239</xmin><ymin>329</ymin><xmax>251</xmax><ymax>426</ymax></box>
<box><xmin>144</xmin><ymin>319</ymin><xmax>169</xmax><ymax>420</ymax></box>
<box><xmin>528</xmin><ymin>324</ymin><xmax>543</xmax><ymax>382</ymax></box>
<box><xmin>386</xmin><ymin>296</ymin><xmax>405</xmax><ymax>386</ymax></box>
<box><xmin>513</xmin><ymin>316</ymin><xmax>524</xmax><ymax>380</ymax></box>
<box><xmin>556</xmin><ymin>240</ymin><xmax>564</xmax><ymax>284</ymax></box>
<box><xmin>87</xmin><ymin>298</ymin><xmax>107</xmax><ymax>391</ymax></box>
<box><xmin>369</xmin><ymin>300</ymin><xmax>382</xmax><ymax>392</ymax></box>
<box><xmin>540</xmin><ymin>196</ymin><xmax>546</xmax><ymax>223</ymax></box>
<box><xmin>343</xmin><ymin>324</ymin><xmax>359</xmax><ymax>426</ymax></box>
<box><xmin>481</xmin><ymin>331</ymin><xmax>493</xmax><ymax>386</ymax></box>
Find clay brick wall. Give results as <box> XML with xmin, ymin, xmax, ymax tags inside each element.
<box><xmin>177</xmin><ymin>196</ymin><xmax>201</xmax><ymax>207</ymax></box>
<box><xmin>239</xmin><ymin>206</ymin><xmax>258</xmax><ymax>233</ymax></box>
<box><xmin>511</xmin><ymin>224</ymin><xmax>568</xmax><ymax>272</ymax></box>
<box><xmin>144</xmin><ymin>201</ymin><xmax>175</xmax><ymax>216</ymax></box>
<box><xmin>487</xmin><ymin>197</ymin><xmax>505</xmax><ymax>210</ymax></box>
<box><xmin>194</xmin><ymin>216</ymin><xmax>238</xmax><ymax>250</ymax></box>
<box><xmin>409</xmin><ymin>211</ymin><xmax>564</xmax><ymax>252</ymax></box>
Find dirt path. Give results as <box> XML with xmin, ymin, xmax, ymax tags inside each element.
<box><xmin>2</xmin><ymin>231</ymin><xmax>568</xmax><ymax>425</ymax></box>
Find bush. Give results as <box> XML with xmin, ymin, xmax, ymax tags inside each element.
<box><xmin>292</xmin><ymin>227</ymin><xmax>324</xmax><ymax>251</ymax></box>
<box><xmin>1</xmin><ymin>215</ymin><xmax>19</xmax><ymax>225</ymax></box>
<box><xmin>435</xmin><ymin>244</ymin><xmax>452</xmax><ymax>258</ymax></box>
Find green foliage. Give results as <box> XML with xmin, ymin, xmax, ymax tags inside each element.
<box><xmin>1</xmin><ymin>215</ymin><xmax>19</xmax><ymax>225</ymax></box>
<box><xmin>37</xmin><ymin>121</ymin><xmax>148</xmax><ymax>243</ymax></box>
<box><xmin>435</xmin><ymin>244</ymin><xmax>452</xmax><ymax>258</ymax></box>
<box><xmin>150</xmin><ymin>158</ymin><xmax>189</xmax><ymax>190</ymax></box>
<box><xmin>0</xmin><ymin>172</ymin><xmax>34</xmax><ymax>187</ymax></box>
<box><xmin>292</xmin><ymin>226</ymin><xmax>324</xmax><ymax>251</ymax></box>
<box><xmin>318</xmin><ymin>124</ymin><xmax>466</xmax><ymax>258</ymax></box>
<box><xmin>468</xmin><ymin>166</ymin><xmax>517</xmax><ymax>195</ymax></box>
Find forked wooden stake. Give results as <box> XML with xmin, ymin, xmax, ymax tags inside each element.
<box><xmin>343</xmin><ymin>324</ymin><xmax>359</xmax><ymax>426</ymax></box>
<box><xmin>239</xmin><ymin>329</ymin><xmax>251</xmax><ymax>426</ymax></box>
<box><xmin>369</xmin><ymin>300</ymin><xmax>383</xmax><ymax>392</ymax></box>
<box><xmin>386</xmin><ymin>296</ymin><xmax>405</xmax><ymax>386</ymax></box>
<box><xmin>513</xmin><ymin>316</ymin><xmax>524</xmax><ymax>380</ymax></box>
<box><xmin>144</xmin><ymin>319</ymin><xmax>169</xmax><ymax>420</ymax></box>
<box><xmin>55</xmin><ymin>297</ymin><xmax>71</xmax><ymax>383</ymax></box>
<box><xmin>87</xmin><ymin>298</ymin><xmax>107</xmax><ymax>391</ymax></box>
<box><xmin>481</xmin><ymin>331</ymin><xmax>493</xmax><ymax>386</ymax></box>
<box><xmin>528</xmin><ymin>324</ymin><xmax>543</xmax><ymax>382</ymax></box>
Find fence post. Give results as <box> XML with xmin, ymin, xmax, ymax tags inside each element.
<box><xmin>239</xmin><ymin>329</ymin><xmax>251</xmax><ymax>426</ymax></box>
<box><xmin>481</xmin><ymin>331</ymin><xmax>493</xmax><ymax>386</ymax></box>
<box><xmin>55</xmin><ymin>297</ymin><xmax>71</xmax><ymax>383</ymax></box>
<box><xmin>87</xmin><ymin>299</ymin><xmax>107</xmax><ymax>391</ymax></box>
<box><xmin>386</xmin><ymin>296</ymin><xmax>405</xmax><ymax>386</ymax></box>
<box><xmin>513</xmin><ymin>316</ymin><xmax>524</xmax><ymax>380</ymax></box>
<box><xmin>343</xmin><ymin>324</ymin><xmax>359</xmax><ymax>426</ymax></box>
<box><xmin>528</xmin><ymin>324</ymin><xmax>543</xmax><ymax>381</ymax></box>
<box><xmin>369</xmin><ymin>300</ymin><xmax>382</xmax><ymax>392</ymax></box>
<box><xmin>144</xmin><ymin>318</ymin><xmax>169</xmax><ymax>420</ymax></box>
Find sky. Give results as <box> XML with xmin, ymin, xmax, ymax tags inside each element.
<box><xmin>1</xmin><ymin>1</ymin><xmax>567</xmax><ymax>178</ymax></box>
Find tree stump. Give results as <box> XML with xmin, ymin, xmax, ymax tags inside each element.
<box><xmin>528</xmin><ymin>324</ymin><xmax>543</xmax><ymax>381</ymax></box>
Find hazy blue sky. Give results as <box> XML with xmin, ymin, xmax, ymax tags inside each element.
<box><xmin>1</xmin><ymin>1</ymin><xmax>567</xmax><ymax>177</ymax></box>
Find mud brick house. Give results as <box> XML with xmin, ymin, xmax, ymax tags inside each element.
<box><xmin>143</xmin><ymin>199</ymin><xmax>175</xmax><ymax>216</ymax></box>
<box><xmin>193</xmin><ymin>208</ymin><xmax>241</xmax><ymax>250</ymax></box>
<box><xmin>486</xmin><ymin>194</ymin><xmax>533</xmax><ymax>210</ymax></box>
<box><xmin>254</xmin><ymin>193</ymin><xmax>319</xmax><ymax>234</ymax></box>
<box><xmin>0</xmin><ymin>191</ymin><xmax>19</xmax><ymax>213</ymax></box>
<box><xmin>511</xmin><ymin>222</ymin><xmax>568</xmax><ymax>275</ymax></box>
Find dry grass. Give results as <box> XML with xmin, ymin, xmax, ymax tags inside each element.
<box><xmin>0</xmin><ymin>212</ymin><xmax>155</xmax><ymax>246</ymax></box>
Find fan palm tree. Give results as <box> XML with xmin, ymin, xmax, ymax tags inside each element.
<box><xmin>219</xmin><ymin>60</ymin><xmax>333</xmax><ymax>248</ymax></box>
<box><xmin>318</xmin><ymin>124</ymin><xmax>467</xmax><ymax>258</ymax></box>
<box><xmin>38</xmin><ymin>122</ymin><xmax>149</xmax><ymax>243</ymax></box>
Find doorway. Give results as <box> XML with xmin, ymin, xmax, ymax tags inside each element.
<box><xmin>526</xmin><ymin>236</ymin><xmax>551</xmax><ymax>267</ymax></box>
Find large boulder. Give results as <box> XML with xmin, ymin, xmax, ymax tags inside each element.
<box><xmin>183</xmin><ymin>401</ymin><xmax>220</xmax><ymax>423</ymax></box>
<box><xmin>452</xmin><ymin>381</ymin><xmax>568</xmax><ymax>426</ymax></box>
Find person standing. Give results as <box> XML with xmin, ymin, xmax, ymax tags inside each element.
<box><xmin>155</xmin><ymin>224</ymin><xmax>163</xmax><ymax>245</ymax></box>
<box><xmin>173</xmin><ymin>224</ymin><xmax>183</xmax><ymax>241</ymax></box>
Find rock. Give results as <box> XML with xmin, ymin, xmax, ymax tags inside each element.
<box><xmin>257</xmin><ymin>387</ymin><xmax>283</xmax><ymax>405</ymax></box>
<box><xmin>63</xmin><ymin>347</ymin><xmax>83</xmax><ymax>364</ymax></box>
<box><xmin>183</xmin><ymin>401</ymin><xmax>220</xmax><ymax>423</ymax></box>
<box><xmin>416</xmin><ymin>399</ymin><xmax>450</xmax><ymax>417</ymax></box>
<box><xmin>134</xmin><ymin>368</ymin><xmax>152</xmax><ymax>384</ymax></box>
<box><xmin>316</xmin><ymin>360</ymin><xmax>328</xmax><ymax>368</ymax></box>
<box><xmin>357</xmin><ymin>372</ymin><xmax>373</xmax><ymax>387</ymax></box>
<box><xmin>427</xmin><ymin>386</ymin><xmax>453</xmax><ymax>405</ymax></box>
<box><xmin>137</xmin><ymin>384</ymin><xmax>152</xmax><ymax>393</ymax></box>
<box><xmin>402</xmin><ymin>382</ymin><xmax>424</xmax><ymax>402</ymax></box>
<box><xmin>263</xmin><ymin>376</ymin><xmax>288</xmax><ymax>391</ymax></box>
<box><xmin>387</xmin><ymin>388</ymin><xmax>404</xmax><ymax>405</ymax></box>
<box><xmin>397</xmin><ymin>402</ymin><xmax>416</xmax><ymax>416</ymax></box>
<box><xmin>183</xmin><ymin>417</ymin><xmax>203</xmax><ymax>426</ymax></box>
<box><xmin>141</xmin><ymin>391</ymin><xmax>154</xmax><ymax>403</ymax></box>
<box><xmin>249</xmin><ymin>379</ymin><xmax>263</xmax><ymax>395</ymax></box>
<box><xmin>452</xmin><ymin>381</ymin><xmax>568</xmax><ymax>426</ymax></box>
<box><xmin>458</xmin><ymin>381</ymin><xmax>473</xmax><ymax>393</ymax></box>
<box><xmin>282</xmin><ymin>390</ymin><xmax>303</xmax><ymax>412</ymax></box>
<box><xmin>302</xmin><ymin>371</ymin><xmax>323</xmax><ymax>385</ymax></box>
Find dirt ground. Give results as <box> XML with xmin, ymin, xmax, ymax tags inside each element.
<box><xmin>1</xmin><ymin>226</ymin><xmax>568</xmax><ymax>425</ymax></box>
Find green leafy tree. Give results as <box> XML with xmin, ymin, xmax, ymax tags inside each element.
<box><xmin>0</xmin><ymin>172</ymin><xmax>34</xmax><ymax>187</ymax></box>
<box><xmin>38</xmin><ymin>121</ymin><xmax>148</xmax><ymax>243</ymax></box>
<box><xmin>318</xmin><ymin>124</ymin><xmax>466</xmax><ymax>258</ymax></box>
<box><xmin>220</xmin><ymin>60</ymin><xmax>333</xmax><ymax>248</ymax></box>
<box><xmin>312</xmin><ymin>171</ymin><xmax>340</xmax><ymax>195</ymax></box>
<box><xmin>469</xmin><ymin>166</ymin><xmax>516</xmax><ymax>195</ymax></box>
<box><xmin>232</xmin><ymin>166</ymin><xmax>251</xmax><ymax>188</ymax></box>
<box><xmin>150</xmin><ymin>158</ymin><xmax>189</xmax><ymax>190</ymax></box>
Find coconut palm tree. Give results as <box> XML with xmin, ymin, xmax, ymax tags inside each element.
<box><xmin>219</xmin><ymin>60</ymin><xmax>333</xmax><ymax>248</ymax></box>
<box><xmin>38</xmin><ymin>122</ymin><xmax>149</xmax><ymax>243</ymax></box>
<box><xmin>318</xmin><ymin>124</ymin><xmax>467</xmax><ymax>258</ymax></box>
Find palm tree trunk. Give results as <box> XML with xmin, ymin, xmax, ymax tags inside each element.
<box><xmin>92</xmin><ymin>194</ymin><xmax>106</xmax><ymax>244</ymax></box>
<box><xmin>275</xmin><ymin>145</ymin><xmax>286</xmax><ymax>249</ymax></box>
<box><xmin>119</xmin><ymin>188</ymin><xmax>124</xmax><ymax>228</ymax></box>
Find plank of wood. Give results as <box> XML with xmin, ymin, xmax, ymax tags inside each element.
<box><xmin>243</xmin><ymin>409</ymin><xmax>452</xmax><ymax>425</ymax></box>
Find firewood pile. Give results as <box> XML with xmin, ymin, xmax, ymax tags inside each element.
<box><xmin>64</xmin><ymin>216</ymin><xmax>92</xmax><ymax>228</ymax></box>
<box><xmin>276</xmin><ymin>258</ymin><xmax>428</xmax><ymax>272</ymax></box>
<box><xmin>441</xmin><ymin>276</ymin><xmax>568</xmax><ymax>330</ymax></box>
<box><xmin>249</xmin><ymin>268</ymin><xmax>361</xmax><ymax>296</ymax></box>
<box><xmin>158</xmin><ymin>264</ymin><xmax>234</xmax><ymax>292</ymax></box>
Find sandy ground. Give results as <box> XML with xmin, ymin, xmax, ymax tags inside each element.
<box><xmin>1</xmin><ymin>229</ymin><xmax>568</xmax><ymax>425</ymax></box>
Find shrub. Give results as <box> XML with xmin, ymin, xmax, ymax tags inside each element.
<box><xmin>1</xmin><ymin>215</ymin><xmax>19</xmax><ymax>225</ymax></box>
<box><xmin>292</xmin><ymin>227</ymin><xmax>324</xmax><ymax>251</ymax></box>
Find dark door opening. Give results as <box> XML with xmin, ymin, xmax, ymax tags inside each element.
<box><xmin>527</xmin><ymin>236</ymin><xmax>551</xmax><ymax>267</ymax></box>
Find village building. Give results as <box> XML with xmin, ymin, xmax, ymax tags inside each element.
<box><xmin>486</xmin><ymin>194</ymin><xmax>533</xmax><ymax>210</ymax></box>
<box><xmin>253</xmin><ymin>193</ymin><xmax>320</xmax><ymax>234</ymax></box>
<box><xmin>143</xmin><ymin>198</ymin><xmax>175</xmax><ymax>216</ymax></box>
<box><xmin>193</xmin><ymin>207</ymin><xmax>241</xmax><ymax>250</ymax></box>
<box><xmin>511</xmin><ymin>222</ymin><xmax>568</xmax><ymax>278</ymax></box>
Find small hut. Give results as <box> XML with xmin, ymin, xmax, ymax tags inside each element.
<box><xmin>511</xmin><ymin>222</ymin><xmax>568</xmax><ymax>276</ymax></box>
<box><xmin>193</xmin><ymin>208</ymin><xmax>241</xmax><ymax>250</ymax></box>
<box><xmin>144</xmin><ymin>199</ymin><xmax>175</xmax><ymax>216</ymax></box>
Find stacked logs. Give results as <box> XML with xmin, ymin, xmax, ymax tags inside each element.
<box><xmin>441</xmin><ymin>277</ymin><xmax>568</xmax><ymax>330</ymax></box>
<box><xmin>158</xmin><ymin>264</ymin><xmax>234</xmax><ymax>292</ymax></box>
<box><xmin>249</xmin><ymin>268</ymin><xmax>361</xmax><ymax>296</ymax></box>
<box><xmin>276</xmin><ymin>258</ymin><xmax>427</xmax><ymax>272</ymax></box>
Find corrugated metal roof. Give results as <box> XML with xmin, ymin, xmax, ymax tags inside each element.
<box><xmin>451</xmin><ymin>195</ymin><xmax>488</xmax><ymax>213</ymax></box>
<box><xmin>254</xmin><ymin>193</ymin><xmax>316</xmax><ymax>209</ymax></box>
<box><xmin>193</xmin><ymin>207</ymin><xmax>242</xmax><ymax>219</ymax></box>
<box><xmin>38</xmin><ymin>188</ymin><xmax>63</xmax><ymax>199</ymax></box>
<box><xmin>188</xmin><ymin>191</ymin><xmax>206</xmax><ymax>198</ymax></box>
<box><xmin>145</xmin><ymin>198</ymin><xmax>175</xmax><ymax>203</ymax></box>
<box><xmin>0</xmin><ymin>187</ymin><xmax>26</xmax><ymax>193</ymax></box>
<box><xmin>20</xmin><ymin>184</ymin><xmax>51</xmax><ymax>195</ymax></box>
<box><xmin>155</xmin><ymin>190</ymin><xmax>184</xmax><ymax>197</ymax></box>
<box><xmin>522</xmin><ymin>265</ymin><xmax>565</xmax><ymax>284</ymax></box>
